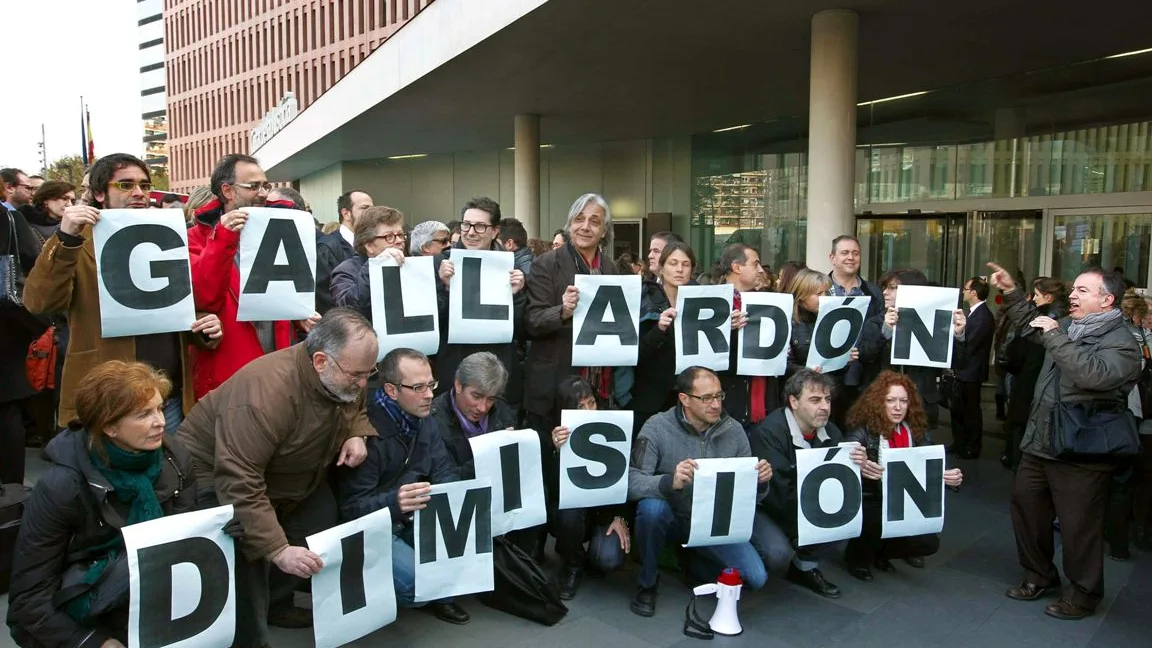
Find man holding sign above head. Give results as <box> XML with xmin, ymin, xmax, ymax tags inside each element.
<box><xmin>990</xmin><ymin>262</ymin><xmax>1141</xmax><ymax>621</ymax></box>
<box><xmin>177</xmin><ymin>308</ymin><xmax>377</xmax><ymax>647</ymax></box>
<box><xmin>627</xmin><ymin>366</ymin><xmax>773</xmax><ymax>617</ymax></box>
<box><xmin>843</xmin><ymin>371</ymin><xmax>963</xmax><ymax>581</ymax></box>
<box><xmin>336</xmin><ymin>348</ymin><xmax>471</xmax><ymax>625</ymax></box>
<box><xmin>330</xmin><ymin>205</ymin><xmax>406</xmax><ymax>321</ymax></box>
<box><xmin>187</xmin><ymin>154</ymin><xmax>318</xmax><ymax>399</ymax></box>
<box><xmin>750</xmin><ymin>369</ymin><xmax>867</xmax><ymax>599</ymax></box>
<box><xmin>23</xmin><ymin>153</ymin><xmax>223</xmax><ymax>434</ymax></box>
<box><xmin>434</xmin><ymin>197</ymin><xmax>525</xmax><ymax>410</ymax></box>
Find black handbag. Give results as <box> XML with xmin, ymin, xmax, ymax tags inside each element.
<box><xmin>938</xmin><ymin>372</ymin><xmax>956</xmax><ymax>410</ymax></box>
<box><xmin>1</xmin><ymin>210</ymin><xmax>24</xmax><ymax>309</ymax></box>
<box><xmin>477</xmin><ymin>536</ymin><xmax>568</xmax><ymax>625</ymax></box>
<box><xmin>1048</xmin><ymin>364</ymin><xmax>1141</xmax><ymax>461</ymax></box>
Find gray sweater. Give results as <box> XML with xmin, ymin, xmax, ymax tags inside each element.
<box><xmin>628</xmin><ymin>406</ymin><xmax>767</xmax><ymax>517</ymax></box>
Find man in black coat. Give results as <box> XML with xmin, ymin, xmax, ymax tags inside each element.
<box><xmin>950</xmin><ymin>277</ymin><xmax>995</xmax><ymax>458</ymax></box>
<box><xmin>315</xmin><ymin>189</ymin><xmax>372</xmax><ymax>314</ymax></box>
<box><xmin>335</xmin><ymin>348</ymin><xmax>471</xmax><ymax>625</ymax></box>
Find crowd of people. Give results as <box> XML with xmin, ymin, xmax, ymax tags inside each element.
<box><xmin>1</xmin><ymin>152</ymin><xmax>1150</xmax><ymax>648</ymax></box>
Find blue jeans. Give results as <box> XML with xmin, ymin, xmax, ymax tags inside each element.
<box><xmin>553</xmin><ymin>507</ymin><xmax>627</xmax><ymax>573</ymax></box>
<box><xmin>633</xmin><ymin>498</ymin><xmax>767</xmax><ymax>590</ymax></box>
<box><xmin>392</xmin><ymin>533</ymin><xmax>453</xmax><ymax>607</ymax></box>
<box><xmin>162</xmin><ymin>394</ymin><xmax>183</xmax><ymax>436</ymax></box>
<box><xmin>752</xmin><ymin>510</ymin><xmax>844</xmax><ymax>572</ymax></box>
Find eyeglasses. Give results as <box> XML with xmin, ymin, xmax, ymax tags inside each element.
<box><xmin>459</xmin><ymin>221</ymin><xmax>492</xmax><ymax>234</ymax></box>
<box><xmin>17</xmin><ymin>184</ymin><xmax>34</xmax><ymax>191</ymax></box>
<box><xmin>374</xmin><ymin>232</ymin><xmax>406</xmax><ymax>244</ymax></box>
<box><xmin>431</xmin><ymin>236</ymin><xmax>451</xmax><ymax>245</ymax></box>
<box><xmin>232</xmin><ymin>181</ymin><xmax>274</xmax><ymax>193</ymax></box>
<box><xmin>329</xmin><ymin>355</ymin><xmax>378</xmax><ymax>381</ymax></box>
<box><xmin>392</xmin><ymin>380</ymin><xmax>439</xmax><ymax>393</ymax></box>
<box><xmin>684</xmin><ymin>392</ymin><xmax>726</xmax><ymax>405</ymax></box>
<box><xmin>108</xmin><ymin>180</ymin><xmax>153</xmax><ymax>192</ymax></box>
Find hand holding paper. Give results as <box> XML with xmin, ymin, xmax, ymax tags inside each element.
<box><xmin>673</xmin><ymin>458</ymin><xmax>698</xmax><ymax>490</ymax></box>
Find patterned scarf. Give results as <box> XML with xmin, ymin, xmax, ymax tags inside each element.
<box><xmin>568</xmin><ymin>241</ymin><xmax>612</xmax><ymax>401</ymax></box>
<box><xmin>374</xmin><ymin>388</ymin><xmax>420</xmax><ymax>438</ymax></box>
<box><xmin>1067</xmin><ymin>307</ymin><xmax>1122</xmax><ymax>341</ymax></box>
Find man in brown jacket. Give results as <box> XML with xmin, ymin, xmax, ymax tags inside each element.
<box><xmin>177</xmin><ymin>307</ymin><xmax>375</xmax><ymax>648</ymax></box>
<box><xmin>22</xmin><ymin>153</ymin><xmax>221</xmax><ymax>432</ymax></box>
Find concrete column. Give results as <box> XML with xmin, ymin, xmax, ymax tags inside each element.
<box><xmin>805</xmin><ymin>9</ymin><xmax>859</xmax><ymax>267</ymax></box>
<box><xmin>514</xmin><ymin>114</ymin><xmax>541</xmax><ymax>237</ymax></box>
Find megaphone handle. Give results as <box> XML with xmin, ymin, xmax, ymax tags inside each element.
<box><xmin>693</xmin><ymin>583</ymin><xmax>719</xmax><ymax>596</ymax></box>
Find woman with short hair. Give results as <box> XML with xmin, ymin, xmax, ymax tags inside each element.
<box><xmin>843</xmin><ymin>370</ymin><xmax>962</xmax><ymax>581</ymax></box>
<box><xmin>7</xmin><ymin>361</ymin><xmax>198</xmax><ymax>648</ymax></box>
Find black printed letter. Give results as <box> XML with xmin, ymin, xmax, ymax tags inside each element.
<box><xmin>893</xmin><ymin>308</ymin><xmax>952</xmax><ymax>364</ymax></box>
<box><xmin>379</xmin><ymin>265</ymin><xmax>434</xmax><ymax>334</ymax></box>
<box><xmin>742</xmin><ymin>303</ymin><xmax>789</xmax><ymax>360</ymax></box>
<box><xmin>566</xmin><ymin>422</ymin><xmax>628</xmax><ymax>490</ymax></box>
<box><xmin>101</xmin><ymin>224</ymin><xmax>191</xmax><ymax>310</ymax></box>
<box><xmin>242</xmin><ymin>218</ymin><xmax>315</xmax><ymax>294</ymax></box>
<box><xmin>499</xmin><ymin>444</ymin><xmax>523</xmax><ymax>512</ymax></box>
<box><xmin>574</xmin><ymin>285</ymin><xmax>638</xmax><ymax>346</ymax></box>
<box><xmin>418</xmin><ymin>487</ymin><xmax>493</xmax><ymax>563</ymax></box>
<box><xmin>339</xmin><ymin>531</ymin><xmax>367</xmax><ymax>614</ymax></box>
<box><xmin>681</xmin><ymin>297</ymin><xmax>730</xmax><ymax>355</ymax></box>
<box><xmin>813</xmin><ymin>302</ymin><xmax>865</xmax><ymax>359</ymax></box>
<box><xmin>137</xmin><ymin>537</ymin><xmax>230</xmax><ymax>648</ymax></box>
<box><xmin>799</xmin><ymin>458</ymin><xmax>862</xmax><ymax>529</ymax></box>
<box><xmin>886</xmin><ymin>458</ymin><xmax>944</xmax><ymax>521</ymax></box>
<box><xmin>461</xmin><ymin>257</ymin><xmax>508</xmax><ymax>320</ymax></box>
<box><xmin>710</xmin><ymin>472</ymin><xmax>736</xmax><ymax>537</ymax></box>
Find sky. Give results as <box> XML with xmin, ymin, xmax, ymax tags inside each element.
<box><xmin>0</xmin><ymin>0</ymin><xmax>143</xmax><ymax>173</ymax></box>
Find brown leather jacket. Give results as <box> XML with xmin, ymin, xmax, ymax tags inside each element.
<box><xmin>22</xmin><ymin>228</ymin><xmax>209</xmax><ymax>422</ymax></box>
<box><xmin>176</xmin><ymin>344</ymin><xmax>376</xmax><ymax>559</ymax></box>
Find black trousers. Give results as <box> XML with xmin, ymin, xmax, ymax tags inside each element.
<box><xmin>1011</xmin><ymin>453</ymin><xmax>1110</xmax><ymax>609</ymax></box>
<box><xmin>0</xmin><ymin>400</ymin><xmax>26</xmax><ymax>484</ymax></box>
<box><xmin>950</xmin><ymin>380</ymin><xmax>984</xmax><ymax>454</ymax></box>
<box><xmin>197</xmin><ymin>482</ymin><xmax>338</xmax><ymax>648</ymax></box>
<box><xmin>844</xmin><ymin>499</ymin><xmax>940</xmax><ymax>566</ymax></box>
<box><xmin>522</xmin><ymin>411</ymin><xmax>558</xmax><ymax>553</ymax></box>
<box><xmin>1132</xmin><ymin>436</ymin><xmax>1152</xmax><ymax>531</ymax></box>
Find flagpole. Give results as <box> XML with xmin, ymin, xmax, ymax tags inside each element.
<box><xmin>80</xmin><ymin>96</ymin><xmax>88</xmax><ymax>166</ymax></box>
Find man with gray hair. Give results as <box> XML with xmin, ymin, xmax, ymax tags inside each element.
<box><xmin>177</xmin><ymin>308</ymin><xmax>377</xmax><ymax>646</ymax></box>
<box><xmin>430</xmin><ymin>350</ymin><xmax>518</xmax><ymax>479</ymax></box>
<box><xmin>409</xmin><ymin>219</ymin><xmax>451</xmax><ymax>256</ymax></box>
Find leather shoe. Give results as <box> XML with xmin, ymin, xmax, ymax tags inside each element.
<box><xmin>873</xmin><ymin>557</ymin><xmax>896</xmax><ymax>572</ymax></box>
<box><xmin>848</xmin><ymin>564</ymin><xmax>874</xmax><ymax>581</ymax></box>
<box><xmin>558</xmin><ymin>566</ymin><xmax>583</xmax><ymax>600</ymax></box>
<box><xmin>423</xmin><ymin>602</ymin><xmax>470</xmax><ymax>625</ymax></box>
<box><xmin>904</xmin><ymin>556</ymin><xmax>926</xmax><ymax>568</ymax></box>
<box><xmin>787</xmin><ymin>564</ymin><xmax>841</xmax><ymax>598</ymax></box>
<box><xmin>267</xmin><ymin>605</ymin><xmax>312</xmax><ymax>629</ymax></box>
<box><xmin>630</xmin><ymin>586</ymin><xmax>657</xmax><ymax>617</ymax></box>
<box><xmin>1005</xmin><ymin>581</ymin><xmax>1057</xmax><ymax>601</ymax></box>
<box><xmin>1044</xmin><ymin>599</ymin><xmax>1093</xmax><ymax>620</ymax></box>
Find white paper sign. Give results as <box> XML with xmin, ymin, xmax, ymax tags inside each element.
<box><xmin>469</xmin><ymin>428</ymin><xmax>547</xmax><ymax>535</ymax></box>
<box><xmin>413</xmin><ymin>479</ymin><xmax>495</xmax><ymax>602</ymax></box>
<box><xmin>737</xmin><ymin>291</ymin><xmax>793</xmax><ymax>376</ymax></box>
<box><xmin>675</xmin><ymin>284</ymin><xmax>734</xmax><ymax>373</ymax></box>
<box><xmin>92</xmin><ymin>208</ymin><xmax>196</xmax><ymax>337</ymax></box>
<box><xmin>369</xmin><ymin>254</ymin><xmax>440</xmax><ymax>360</ymax></box>
<box><xmin>236</xmin><ymin>207</ymin><xmax>317</xmax><ymax>321</ymax></box>
<box><xmin>805</xmin><ymin>296</ymin><xmax>871</xmax><ymax>373</ymax></box>
<box><xmin>124</xmin><ymin>505</ymin><xmax>235</xmax><ymax>648</ymax></box>
<box><xmin>685</xmin><ymin>457</ymin><xmax>758</xmax><ymax>548</ymax></box>
<box><xmin>571</xmin><ymin>274</ymin><xmax>642</xmax><ymax>367</ymax></box>
<box><xmin>891</xmin><ymin>286</ymin><xmax>960</xmax><ymax>369</ymax></box>
<box><xmin>881</xmin><ymin>445</ymin><xmax>947</xmax><ymax>539</ymax></box>
<box><xmin>306</xmin><ymin>507</ymin><xmax>397</xmax><ymax>648</ymax></box>
<box><xmin>447</xmin><ymin>249</ymin><xmax>514</xmax><ymax>344</ymax></box>
<box><xmin>558</xmin><ymin>409</ymin><xmax>633</xmax><ymax>510</ymax></box>
<box><xmin>795</xmin><ymin>445</ymin><xmax>863</xmax><ymax>547</ymax></box>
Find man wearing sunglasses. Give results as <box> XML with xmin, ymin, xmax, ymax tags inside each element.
<box><xmin>23</xmin><ymin>154</ymin><xmax>223</xmax><ymax>438</ymax></box>
<box><xmin>185</xmin><ymin>154</ymin><xmax>319</xmax><ymax>400</ymax></box>
<box><xmin>336</xmin><ymin>347</ymin><xmax>471</xmax><ymax>625</ymax></box>
<box><xmin>627</xmin><ymin>366</ymin><xmax>774</xmax><ymax>617</ymax></box>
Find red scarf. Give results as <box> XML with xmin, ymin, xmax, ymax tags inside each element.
<box><xmin>732</xmin><ymin>290</ymin><xmax>768</xmax><ymax>423</ymax></box>
<box><xmin>574</xmin><ymin>245</ymin><xmax>610</xmax><ymax>400</ymax></box>
<box><xmin>889</xmin><ymin>423</ymin><xmax>911</xmax><ymax>449</ymax></box>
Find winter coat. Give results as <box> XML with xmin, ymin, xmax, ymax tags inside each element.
<box><xmin>1</xmin><ymin>206</ymin><xmax>47</xmax><ymax>403</ymax></box>
<box><xmin>315</xmin><ymin>230</ymin><xmax>355</xmax><ymax>315</ymax></box>
<box><xmin>176</xmin><ymin>344</ymin><xmax>376</xmax><ymax>559</ymax></box>
<box><xmin>187</xmin><ymin>220</ymin><xmax>297</xmax><ymax>399</ymax></box>
<box><xmin>632</xmin><ymin>280</ymin><xmax>677</xmax><ymax>416</ymax></box>
<box><xmin>429</xmin><ymin>390</ymin><xmax>519</xmax><ymax>479</ymax></box>
<box><xmin>1002</xmin><ymin>302</ymin><xmax>1065</xmax><ymax>425</ymax></box>
<box><xmin>336</xmin><ymin>394</ymin><xmax>460</xmax><ymax>523</ymax></box>
<box><xmin>329</xmin><ymin>254</ymin><xmax>373</xmax><ymax>321</ymax></box>
<box><xmin>6</xmin><ymin>429</ymin><xmax>196</xmax><ymax>648</ymax></box>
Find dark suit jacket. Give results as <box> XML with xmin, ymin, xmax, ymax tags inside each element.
<box><xmin>315</xmin><ymin>231</ymin><xmax>354</xmax><ymax>315</ymax></box>
<box><xmin>954</xmin><ymin>302</ymin><xmax>994</xmax><ymax>383</ymax></box>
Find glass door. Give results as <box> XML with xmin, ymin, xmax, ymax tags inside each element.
<box><xmin>1049</xmin><ymin>209</ymin><xmax>1152</xmax><ymax>288</ymax></box>
<box><xmin>856</xmin><ymin>213</ymin><xmax>966</xmax><ymax>286</ymax></box>
<box><xmin>965</xmin><ymin>210</ymin><xmax>1043</xmax><ymax>285</ymax></box>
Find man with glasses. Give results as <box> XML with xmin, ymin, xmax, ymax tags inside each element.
<box><xmin>186</xmin><ymin>153</ymin><xmax>318</xmax><ymax>399</ymax></box>
<box><xmin>627</xmin><ymin>366</ymin><xmax>774</xmax><ymax>617</ymax></box>
<box><xmin>408</xmin><ymin>220</ymin><xmax>451</xmax><ymax>257</ymax></box>
<box><xmin>317</xmin><ymin>189</ymin><xmax>374</xmax><ymax>314</ymax></box>
<box><xmin>178</xmin><ymin>308</ymin><xmax>375</xmax><ymax>646</ymax></box>
<box><xmin>336</xmin><ymin>347</ymin><xmax>472</xmax><ymax>625</ymax></box>
<box><xmin>1</xmin><ymin>168</ymin><xmax>36</xmax><ymax>210</ymax></box>
<box><xmin>23</xmin><ymin>154</ymin><xmax>223</xmax><ymax>439</ymax></box>
<box><xmin>331</xmin><ymin>205</ymin><xmax>407</xmax><ymax>321</ymax></box>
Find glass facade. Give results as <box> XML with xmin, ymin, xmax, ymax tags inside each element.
<box><xmin>1052</xmin><ymin>212</ymin><xmax>1152</xmax><ymax>287</ymax></box>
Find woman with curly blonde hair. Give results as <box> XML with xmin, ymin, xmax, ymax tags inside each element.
<box><xmin>842</xmin><ymin>370</ymin><xmax>962</xmax><ymax>581</ymax></box>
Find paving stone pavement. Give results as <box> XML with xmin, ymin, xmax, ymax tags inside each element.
<box><xmin>3</xmin><ymin>406</ymin><xmax>1150</xmax><ymax>648</ymax></box>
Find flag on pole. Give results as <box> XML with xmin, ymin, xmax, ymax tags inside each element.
<box><xmin>80</xmin><ymin>98</ymin><xmax>89</xmax><ymax>166</ymax></box>
<box><xmin>86</xmin><ymin>106</ymin><xmax>95</xmax><ymax>163</ymax></box>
